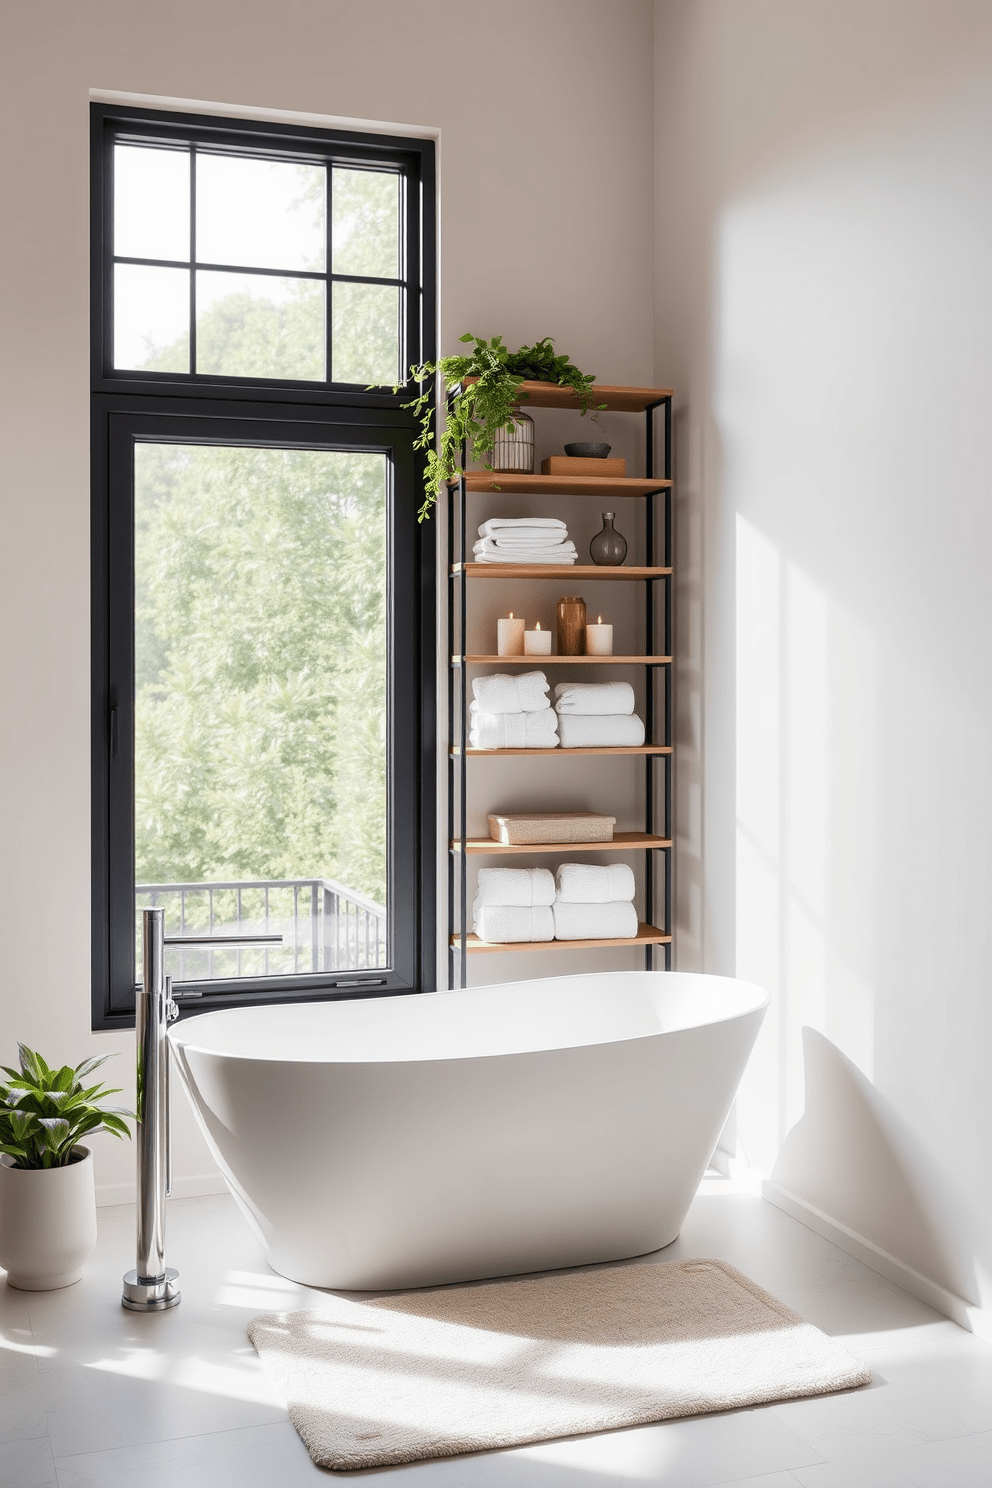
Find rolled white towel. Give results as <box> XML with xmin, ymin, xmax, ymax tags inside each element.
<box><xmin>479</xmin><ymin>517</ymin><xmax>568</xmax><ymax>538</ymax></box>
<box><xmin>475</xmin><ymin>866</ymin><xmax>556</xmax><ymax>908</ymax></box>
<box><xmin>557</xmin><ymin>713</ymin><xmax>645</xmax><ymax>748</ymax></box>
<box><xmin>554</xmin><ymin>682</ymin><xmax>636</xmax><ymax>716</ymax></box>
<box><xmin>472</xmin><ymin>539</ymin><xmax>577</xmax><ymax>564</ymax></box>
<box><xmin>471</xmin><ymin>672</ymin><xmax>550</xmax><ymax>714</ymax></box>
<box><xmin>469</xmin><ymin>709</ymin><xmax>559</xmax><ymax>749</ymax></box>
<box><xmin>474</xmin><ymin>904</ymin><xmax>555</xmax><ymax>943</ymax></box>
<box><xmin>553</xmin><ymin>900</ymin><xmax>639</xmax><ymax>941</ymax></box>
<box><xmin>555</xmin><ymin>862</ymin><xmax>636</xmax><ymax>904</ymax></box>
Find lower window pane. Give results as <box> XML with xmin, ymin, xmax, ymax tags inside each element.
<box><xmin>195</xmin><ymin>271</ymin><xmax>326</xmax><ymax>381</ymax></box>
<box><xmin>133</xmin><ymin>442</ymin><xmax>388</xmax><ymax>984</ymax></box>
<box><xmin>332</xmin><ymin>281</ymin><xmax>400</xmax><ymax>386</ymax></box>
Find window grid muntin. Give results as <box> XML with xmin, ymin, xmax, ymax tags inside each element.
<box><xmin>110</xmin><ymin>137</ymin><xmax>409</xmax><ymax>387</ymax></box>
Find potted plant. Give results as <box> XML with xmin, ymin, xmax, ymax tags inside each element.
<box><xmin>0</xmin><ymin>1045</ymin><xmax>133</xmax><ymax>1290</ymax></box>
<box><xmin>402</xmin><ymin>334</ymin><xmax>606</xmax><ymax>520</ymax></box>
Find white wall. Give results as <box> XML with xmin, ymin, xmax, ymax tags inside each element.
<box><xmin>0</xmin><ymin>0</ymin><xmax>656</xmax><ymax>1201</ymax></box>
<box><xmin>655</xmin><ymin>0</ymin><xmax>992</xmax><ymax>1318</ymax></box>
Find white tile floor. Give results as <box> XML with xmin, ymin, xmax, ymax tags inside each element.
<box><xmin>2</xmin><ymin>1174</ymin><xmax>991</xmax><ymax>1487</ymax></box>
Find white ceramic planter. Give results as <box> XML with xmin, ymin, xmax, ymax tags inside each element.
<box><xmin>0</xmin><ymin>1146</ymin><xmax>98</xmax><ymax>1289</ymax></box>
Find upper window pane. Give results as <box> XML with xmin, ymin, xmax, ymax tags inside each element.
<box><xmin>114</xmin><ymin>144</ymin><xmax>190</xmax><ymax>262</ymax></box>
<box><xmin>196</xmin><ymin>271</ymin><xmax>325</xmax><ymax>381</ymax></box>
<box><xmin>332</xmin><ymin>281</ymin><xmax>400</xmax><ymax>385</ymax></box>
<box><xmin>114</xmin><ymin>263</ymin><xmax>190</xmax><ymax>372</ymax></box>
<box><xmin>332</xmin><ymin>168</ymin><xmax>399</xmax><ymax>279</ymax></box>
<box><xmin>196</xmin><ymin>154</ymin><xmax>325</xmax><ymax>272</ymax></box>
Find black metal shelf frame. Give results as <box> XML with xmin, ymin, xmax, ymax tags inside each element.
<box><xmin>446</xmin><ymin>395</ymin><xmax>675</xmax><ymax>989</ymax></box>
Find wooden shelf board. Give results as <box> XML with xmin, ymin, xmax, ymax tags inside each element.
<box><xmin>461</xmin><ymin>379</ymin><xmax>673</xmax><ymax>413</ymax></box>
<box><xmin>454</xmin><ymin>654</ymin><xmax>672</xmax><ymax>666</ymax></box>
<box><xmin>451</xmin><ymin>563</ymin><xmax>671</xmax><ymax>580</ymax></box>
<box><xmin>464</xmin><ymin>473</ymin><xmax>669</xmax><ymax>498</ymax></box>
<box><xmin>453</xmin><ymin>923</ymin><xmax>672</xmax><ymax>953</ymax></box>
<box><xmin>452</xmin><ymin>745</ymin><xmax>672</xmax><ymax>757</ymax></box>
<box><xmin>452</xmin><ymin>832</ymin><xmax>672</xmax><ymax>855</ymax></box>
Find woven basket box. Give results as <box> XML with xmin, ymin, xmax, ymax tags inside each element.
<box><xmin>541</xmin><ymin>456</ymin><xmax>626</xmax><ymax>477</ymax></box>
<box><xmin>487</xmin><ymin>811</ymin><xmax>616</xmax><ymax>846</ymax></box>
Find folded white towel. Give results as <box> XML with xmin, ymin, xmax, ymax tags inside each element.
<box><xmin>553</xmin><ymin>900</ymin><xmax>639</xmax><ymax>941</ymax></box>
<box><xmin>479</xmin><ymin>517</ymin><xmax>568</xmax><ymax>537</ymax></box>
<box><xmin>472</xmin><ymin>539</ymin><xmax>577</xmax><ymax>565</ymax></box>
<box><xmin>471</xmin><ymin>671</ymin><xmax>550</xmax><ymax>714</ymax></box>
<box><xmin>555</xmin><ymin>862</ymin><xmax>636</xmax><ymax>904</ymax></box>
<box><xmin>557</xmin><ymin>713</ymin><xmax>646</xmax><ymax>748</ymax></box>
<box><xmin>469</xmin><ymin>709</ymin><xmax>559</xmax><ymax>749</ymax></box>
<box><xmin>478</xmin><ymin>529</ymin><xmax>570</xmax><ymax>548</ymax></box>
<box><xmin>475</xmin><ymin>866</ymin><xmax>556</xmax><ymax>908</ymax></box>
<box><xmin>474</xmin><ymin>904</ymin><xmax>555</xmax><ymax>943</ymax></box>
<box><xmin>554</xmin><ymin>682</ymin><xmax>636</xmax><ymax>716</ymax></box>
<box><xmin>476</xmin><ymin>542</ymin><xmax>574</xmax><ymax>558</ymax></box>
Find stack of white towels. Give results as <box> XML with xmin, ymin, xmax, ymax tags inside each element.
<box><xmin>553</xmin><ymin>862</ymin><xmax>638</xmax><ymax>942</ymax></box>
<box><xmin>472</xmin><ymin>862</ymin><xmax>638</xmax><ymax>943</ymax></box>
<box><xmin>469</xmin><ymin>671</ymin><xmax>559</xmax><ymax>750</ymax></box>
<box><xmin>473</xmin><ymin>517</ymin><xmax>577</xmax><ymax>565</ymax></box>
<box><xmin>472</xmin><ymin>867</ymin><xmax>555</xmax><ymax>945</ymax></box>
<box><xmin>554</xmin><ymin>681</ymin><xmax>646</xmax><ymax>748</ymax></box>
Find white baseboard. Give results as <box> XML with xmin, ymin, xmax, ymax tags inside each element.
<box><xmin>763</xmin><ymin>1177</ymin><xmax>992</xmax><ymax>1346</ymax></box>
<box><xmin>96</xmin><ymin>1173</ymin><xmax>229</xmax><ymax>1208</ymax></box>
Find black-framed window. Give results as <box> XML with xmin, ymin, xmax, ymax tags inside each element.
<box><xmin>90</xmin><ymin>105</ymin><xmax>435</xmax><ymax>1029</ymax></box>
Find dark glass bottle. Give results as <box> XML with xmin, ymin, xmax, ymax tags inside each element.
<box><xmin>589</xmin><ymin>512</ymin><xmax>627</xmax><ymax>566</ymax></box>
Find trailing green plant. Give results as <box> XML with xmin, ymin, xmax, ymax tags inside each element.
<box><xmin>400</xmin><ymin>334</ymin><xmax>606</xmax><ymax>521</ymax></box>
<box><xmin>0</xmin><ymin>1045</ymin><xmax>134</xmax><ymax>1170</ymax></box>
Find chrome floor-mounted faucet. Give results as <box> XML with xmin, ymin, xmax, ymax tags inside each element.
<box><xmin>121</xmin><ymin>906</ymin><xmax>281</xmax><ymax>1312</ymax></box>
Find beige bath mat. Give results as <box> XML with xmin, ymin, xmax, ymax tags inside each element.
<box><xmin>248</xmin><ymin>1257</ymin><xmax>870</xmax><ymax>1471</ymax></box>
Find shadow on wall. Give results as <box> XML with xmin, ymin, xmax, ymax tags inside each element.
<box><xmin>771</xmin><ymin>1027</ymin><xmax>984</xmax><ymax>1308</ymax></box>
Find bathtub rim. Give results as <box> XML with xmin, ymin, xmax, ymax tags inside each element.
<box><xmin>168</xmin><ymin>969</ymin><xmax>769</xmax><ymax>1066</ymax></box>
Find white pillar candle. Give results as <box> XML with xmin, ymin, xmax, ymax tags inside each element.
<box><xmin>497</xmin><ymin>613</ymin><xmax>526</xmax><ymax>656</ymax></box>
<box><xmin>585</xmin><ymin>616</ymin><xmax>613</xmax><ymax>655</ymax></box>
<box><xmin>524</xmin><ymin>622</ymin><xmax>552</xmax><ymax>655</ymax></box>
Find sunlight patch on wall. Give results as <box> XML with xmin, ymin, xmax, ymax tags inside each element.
<box><xmin>735</xmin><ymin>514</ymin><xmax>877</xmax><ymax>1173</ymax></box>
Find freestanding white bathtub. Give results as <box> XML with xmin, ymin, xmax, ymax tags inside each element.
<box><xmin>170</xmin><ymin>971</ymin><xmax>767</xmax><ymax>1291</ymax></box>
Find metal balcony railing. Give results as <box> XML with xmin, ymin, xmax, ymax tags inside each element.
<box><xmin>135</xmin><ymin>877</ymin><xmax>387</xmax><ymax>980</ymax></box>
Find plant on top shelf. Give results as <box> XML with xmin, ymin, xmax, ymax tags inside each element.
<box><xmin>0</xmin><ymin>1045</ymin><xmax>133</xmax><ymax>1169</ymax></box>
<box><xmin>400</xmin><ymin>334</ymin><xmax>606</xmax><ymax>521</ymax></box>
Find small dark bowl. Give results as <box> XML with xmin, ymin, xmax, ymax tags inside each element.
<box><xmin>564</xmin><ymin>442</ymin><xmax>611</xmax><ymax>458</ymax></box>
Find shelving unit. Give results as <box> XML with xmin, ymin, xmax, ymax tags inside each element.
<box><xmin>447</xmin><ymin>381</ymin><xmax>674</xmax><ymax>987</ymax></box>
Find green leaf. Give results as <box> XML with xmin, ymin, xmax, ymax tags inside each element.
<box><xmin>89</xmin><ymin>1116</ymin><xmax>132</xmax><ymax>1141</ymax></box>
<box><xmin>19</xmin><ymin>1045</ymin><xmax>50</xmax><ymax>1083</ymax></box>
<box><xmin>72</xmin><ymin>1054</ymin><xmax>114</xmax><ymax>1082</ymax></box>
<box><xmin>38</xmin><ymin>1117</ymin><xmax>70</xmax><ymax>1152</ymax></box>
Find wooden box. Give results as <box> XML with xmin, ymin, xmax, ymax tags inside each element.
<box><xmin>541</xmin><ymin>456</ymin><xmax>626</xmax><ymax>477</ymax></box>
<box><xmin>487</xmin><ymin>811</ymin><xmax>616</xmax><ymax>846</ymax></box>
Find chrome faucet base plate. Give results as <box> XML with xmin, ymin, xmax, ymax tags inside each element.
<box><xmin>121</xmin><ymin>1268</ymin><xmax>181</xmax><ymax>1311</ymax></box>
